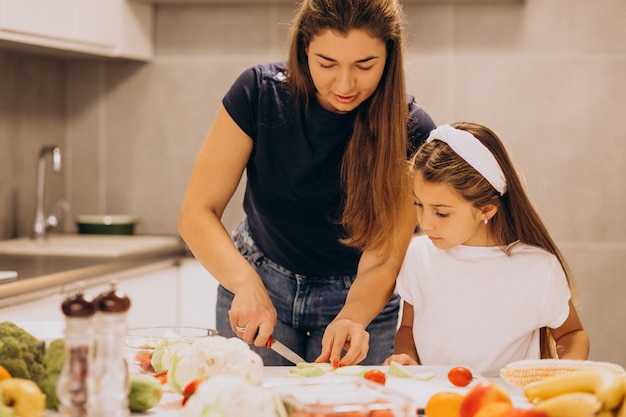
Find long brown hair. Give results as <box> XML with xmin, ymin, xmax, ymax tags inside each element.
<box><xmin>286</xmin><ymin>0</ymin><xmax>410</xmax><ymax>255</ymax></box>
<box><xmin>410</xmin><ymin>121</ymin><xmax>577</xmax><ymax>359</ymax></box>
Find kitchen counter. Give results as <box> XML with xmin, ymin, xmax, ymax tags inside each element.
<box><xmin>40</xmin><ymin>366</ymin><xmax>529</xmax><ymax>417</ymax></box>
<box><xmin>0</xmin><ymin>234</ymin><xmax>187</xmax><ymax>308</ymax></box>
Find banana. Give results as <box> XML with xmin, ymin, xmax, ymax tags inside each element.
<box><xmin>524</xmin><ymin>369</ymin><xmax>624</xmax><ymax>410</ymax></box>
<box><xmin>533</xmin><ymin>392</ymin><xmax>601</xmax><ymax>417</ymax></box>
<box><xmin>615</xmin><ymin>377</ymin><xmax>626</xmax><ymax>417</ymax></box>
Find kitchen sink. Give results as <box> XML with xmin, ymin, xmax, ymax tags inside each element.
<box><xmin>0</xmin><ymin>234</ymin><xmax>184</xmax><ymax>257</ymax></box>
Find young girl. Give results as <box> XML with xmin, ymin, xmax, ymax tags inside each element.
<box><xmin>383</xmin><ymin>122</ymin><xmax>589</xmax><ymax>377</ymax></box>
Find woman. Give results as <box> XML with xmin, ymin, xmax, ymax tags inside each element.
<box><xmin>179</xmin><ymin>0</ymin><xmax>435</xmax><ymax>366</ymax></box>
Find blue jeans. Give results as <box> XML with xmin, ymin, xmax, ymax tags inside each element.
<box><xmin>216</xmin><ymin>218</ymin><xmax>400</xmax><ymax>365</ymax></box>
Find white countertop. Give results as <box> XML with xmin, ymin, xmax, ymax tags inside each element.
<box><xmin>44</xmin><ymin>366</ymin><xmax>529</xmax><ymax>416</ymax></box>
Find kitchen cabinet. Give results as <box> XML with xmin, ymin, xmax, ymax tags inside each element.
<box><xmin>178</xmin><ymin>257</ymin><xmax>219</xmax><ymax>329</ymax></box>
<box><xmin>0</xmin><ymin>259</ymin><xmax>180</xmax><ymax>328</ymax></box>
<box><xmin>0</xmin><ymin>0</ymin><xmax>153</xmax><ymax>60</ymax></box>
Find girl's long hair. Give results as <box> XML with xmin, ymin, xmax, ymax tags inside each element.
<box><xmin>286</xmin><ymin>0</ymin><xmax>410</xmax><ymax>255</ymax></box>
<box><xmin>410</xmin><ymin>121</ymin><xmax>577</xmax><ymax>358</ymax></box>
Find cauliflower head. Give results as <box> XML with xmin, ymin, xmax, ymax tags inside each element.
<box><xmin>169</xmin><ymin>336</ymin><xmax>263</xmax><ymax>394</ymax></box>
<box><xmin>181</xmin><ymin>375</ymin><xmax>282</xmax><ymax>417</ymax></box>
<box><xmin>0</xmin><ymin>322</ymin><xmax>46</xmax><ymax>386</ymax></box>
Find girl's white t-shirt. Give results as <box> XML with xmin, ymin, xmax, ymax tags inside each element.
<box><xmin>395</xmin><ymin>235</ymin><xmax>571</xmax><ymax>378</ymax></box>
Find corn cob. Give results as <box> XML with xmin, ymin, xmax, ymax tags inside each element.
<box><xmin>500</xmin><ymin>359</ymin><xmax>626</xmax><ymax>387</ymax></box>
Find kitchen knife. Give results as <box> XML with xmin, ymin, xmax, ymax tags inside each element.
<box><xmin>266</xmin><ymin>335</ymin><xmax>306</xmax><ymax>364</ymax></box>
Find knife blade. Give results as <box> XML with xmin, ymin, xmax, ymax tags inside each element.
<box><xmin>266</xmin><ymin>335</ymin><xmax>306</xmax><ymax>364</ymax></box>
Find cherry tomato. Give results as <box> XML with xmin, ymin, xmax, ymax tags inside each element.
<box><xmin>364</xmin><ymin>369</ymin><xmax>387</xmax><ymax>385</ymax></box>
<box><xmin>182</xmin><ymin>379</ymin><xmax>205</xmax><ymax>406</ymax></box>
<box><xmin>447</xmin><ymin>366</ymin><xmax>473</xmax><ymax>387</ymax></box>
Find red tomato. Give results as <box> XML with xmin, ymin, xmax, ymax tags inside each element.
<box><xmin>447</xmin><ymin>366</ymin><xmax>473</xmax><ymax>387</ymax></box>
<box><xmin>363</xmin><ymin>369</ymin><xmax>387</xmax><ymax>385</ymax></box>
<box><xmin>182</xmin><ymin>379</ymin><xmax>205</xmax><ymax>406</ymax></box>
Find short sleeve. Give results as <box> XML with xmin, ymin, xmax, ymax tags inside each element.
<box><xmin>222</xmin><ymin>66</ymin><xmax>261</xmax><ymax>139</ymax></box>
<box><xmin>542</xmin><ymin>258</ymin><xmax>572</xmax><ymax>329</ymax></box>
<box><xmin>406</xmin><ymin>96</ymin><xmax>436</xmax><ymax>157</ymax></box>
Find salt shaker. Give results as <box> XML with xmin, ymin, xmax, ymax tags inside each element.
<box><xmin>93</xmin><ymin>281</ymin><xmax>132</xmax><ymax>417</ymax></box>
<box><xmin>57</xmin><ymin>283</ymin><xmax>97</xmax><ymax>417</ymax></box>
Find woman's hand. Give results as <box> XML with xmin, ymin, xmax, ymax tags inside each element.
<box><xmin>228</xmin><ymin>280</ymin><xmax>277</xmax><ymax>348</ymax></box>
<box><xmin>315</xmin><ymin>318</ymin><xmax>370</xmax><ymax>366</ymax></box>
<box><xmin>382</xmin><ymin>353</ymin><xmax>418</xmax><ymax>366</ymax></box>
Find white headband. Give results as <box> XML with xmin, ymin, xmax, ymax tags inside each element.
<box><xmin>426</xmin><ymin>125</ymin><xmax>507</xmax><ymax>195</ymax></box>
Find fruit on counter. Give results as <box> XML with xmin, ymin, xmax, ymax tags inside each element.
<box><xmin>387</xmin><ymin>361</ymin><xmax>436</xmax><ymax>380</ymax></box>
<box><xmin>448</xmin><ymin>367</ymin><xmax>473</xmax><ymax>387</ymax></box>
<box><xmin>617</xmin><ymin>384</ymin><xmax>626</xmax><ymax>417</ymax></box>
<box><xmin>364</xmin><ymin>369</ymin><xmax>387</xmax><ymax>385</ymax></box>
<box><xmin>459</xmin><ymin>380</ymin><xmax>513</xmax><ymax>417</ymax></box>
<box><xmin>424</xmin><ymin>391</ymin><xmax>464</xmax><ymax>417</ymax></box>
<box><xmin>532</xmin><ymin>392</ymin><xmax>601</xmax><ymax>417</ymax></box>
<box><xmin>0</xmin><ymin>367</ymin><xmax>10</xmax><ymax>381</ymax></box>
<box><xmin>128</xmin><ymin>374</ymin><xmax>163</xmax><ymax>412</ymax></box>
<box><xmin>501</xmin><ymin>409</ymin><xmax>548</xmax><ymax>417</ymax></box>
<box><xmin>473</xmin><ymin>402</ymin><xmax>512</xmax><ymax>417</ymax></box>
<box><xmin>0</xmin><ymin>378</ymin><xmax>46</xmax><ymax>417</ymax></box>
<box><xmin>524</xmin><ymin>369</ymin><xmax>624</xmax><ymax>411</ymax></box>
<box><xmin>0</xmin><ymin>322</ymin><xmax>46</xmax><ymax>389</ymax></box>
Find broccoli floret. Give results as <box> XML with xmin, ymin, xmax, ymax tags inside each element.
<box><xmin>0</xmin><ymin>322</ymin><xmax>46</xmax><ymax>387</ymax></box>
<box><xmin>40</xmin><ymin>338</ymin><xmax>65</xmax><ymax>409</ymax></box>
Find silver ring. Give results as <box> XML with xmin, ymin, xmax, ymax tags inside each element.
<box><xmin>236</xmin><ymin>326</ymin><xmax>246</xmax><ymax>333</ymax></box>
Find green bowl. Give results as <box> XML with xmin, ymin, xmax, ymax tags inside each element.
<box><xmin>76</xmin><ymin>215</ymin><xmax>139</xmax><ymax>235</ymax></box>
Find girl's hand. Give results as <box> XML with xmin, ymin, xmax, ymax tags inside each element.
<box><xmin>315</xmin><ymin>318</ymin><xmax>369</xmax><ymax>366</ymax></box>
<box><xmin>382</xmin><ymin>353</ymin><xmax>418</xmax><ymax>366</ymax></box>
<box><xmin>228</xmin><ymin>281</ymin><xmax>277</xmax><ymax>348</ymax></box>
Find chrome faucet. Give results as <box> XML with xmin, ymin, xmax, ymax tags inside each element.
<box><xmin>31</xmin><ymin>145</ymin><xmax>68</xmax><ymax>240</ymax></box>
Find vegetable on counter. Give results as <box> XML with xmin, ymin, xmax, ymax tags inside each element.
<box><xmin>0</xmin><ymin>322</ymin><xmax>163</xmax><ymax>413</ymax></box>
<box><xmin>363</xmin><ymin>369</ymin><xmax>387</xmax><ymax>385</ymax></box>
<box><xmin>167</xmin><ymin>336</ymin><xmax>264</xmax><ymax>395</ymax></box>
<box><xmin>447</xmin><ymin>366</ymin><xmax>473</xmax><ymax>387</ymax></box>
<box><xmin>128</xmin><ymin>374</ymin><xmax>163</xmax><ymax>412</ymax></box>
<box><xmin>0</xmin><ymin>322</ymin><xmax>46</xmax><ymax>389</ymax></box>
<box><xmin>180</xmin><ymin>375</ymin><xmax>285</xmax><ymax>417</ymax></box>
<box><xmin>39</xmin><ymin>339</ymin><xmax>65</xmax><ymax>410</ymax></box>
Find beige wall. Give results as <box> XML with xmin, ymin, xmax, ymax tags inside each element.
<box><xmin>0</xmin><ymin>0</ymin><xmax>624</xmax><ymax>365</ymax></box>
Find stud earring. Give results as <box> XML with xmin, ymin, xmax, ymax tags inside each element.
<box><xmin>483</xmin><ymin>218</ymin><xmax>489</xmax><ymax>225</ymax></box>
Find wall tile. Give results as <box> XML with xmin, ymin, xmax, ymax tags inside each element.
<box><xmin>155</xmin><ymin>4</ymin><xmax>292</xmax><ymax>56</ymax></box>
<box><xmin>0</xmin><ymin>52</ymin><xmax>18</xmax><ymax>238</ymax></box>
<box><xmin>561</xmin><ymin>242</ymin><xmax>626</xmax><ymax>365</ymax></box>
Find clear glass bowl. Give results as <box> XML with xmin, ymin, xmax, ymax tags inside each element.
<box><xmin>125</xmin><ymin>326</ymin><xmax>218</xmax><ymax>375</ymax></box>
<box><xmin>265</xmin><ymin>377</ymin><xmax>413</xmax><ymax>417</ymax></box>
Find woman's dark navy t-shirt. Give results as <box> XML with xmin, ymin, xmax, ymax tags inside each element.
<box><xmin>222</xmin><ymin>62</ymin><xmax>435</xmax><ymax>276</ymax></box>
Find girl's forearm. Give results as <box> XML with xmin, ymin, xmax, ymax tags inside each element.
<box><xmin>556</xmin><ymin>330</ymin><xmax>590</xmax><ymax>360</ymax></box>
<box><xmin>394</xmin><ymin>325</ymin><xmax>419</xmax><ymax>362</ymax></box>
